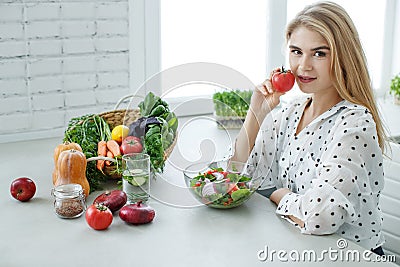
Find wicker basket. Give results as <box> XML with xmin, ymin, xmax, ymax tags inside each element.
<box><xmin>97</xmin><ymin>108</ymin><xmax>177</xmax><ymax>179</ymax></box>
<box><xmin>99</xmin><ymin>108</ymin><xmax>139</xmax><ymax>131</ymax></box>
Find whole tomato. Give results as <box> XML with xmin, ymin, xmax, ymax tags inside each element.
<box><xmin>85</xmin><ymin>204</ymin><xmax>113</xmax><ymax>230</ymax></box>
<box><xmin>121</xmin><ymin>136</ymin><xmax>143</xmax><ymax>154</ymax></box>
<box><xmin>271</xmin><ymin>67</ymin><xmax>295</xmax><ymax>93</ymax></box>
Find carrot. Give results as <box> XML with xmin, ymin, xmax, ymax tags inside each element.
<box><xmin>97</xmin><ymin>159</ymin><xmax>105</xmax><ymax>171</ymax></box>
<box><xmin>105</xmin><ymin>151</ymin><xmax>114</xmax><ymax>166</ymax></box>
<box><xmin>98</xmin><ymin>141</ymin><xmax>107</xmax><ymax>156</ymax></box>
<box><xmin>106</xmin><ymin>140</ymin><xmax>121</xmax><ymax>157</ymax></box>
<box><xmin>107</xmin><ymin>150</ymin><xmax>114</xmax><ymax>158</ymax></box>
<box><xmin>96</xmin><ymin>141</ymin><xmax>107</xmax><ymax>171</ymax></box>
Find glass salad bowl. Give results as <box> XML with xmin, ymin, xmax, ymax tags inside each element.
<box><xmin>183</xmin><ymin>160</ymin><xmax>263</xmax><ymax>209</ymax></box>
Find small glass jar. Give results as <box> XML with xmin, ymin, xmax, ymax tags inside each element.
<box><xmin>51</xmin><ymin>184</ymin><xmax>86</xmax><ymax>219</ymax></box>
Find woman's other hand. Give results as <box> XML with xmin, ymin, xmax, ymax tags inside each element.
<box><xmin>270</xmin><ymin>188</ymin><xmax>305</xmax><ymax>227</ymax></box>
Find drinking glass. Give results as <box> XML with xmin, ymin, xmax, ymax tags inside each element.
<box><xmin>121</xmin><ymin>153</ymin><xmax>151</xmax><ymax>203</ymax></box>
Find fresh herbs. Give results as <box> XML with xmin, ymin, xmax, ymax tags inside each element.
<box><xmin>63</xmin><ymin>114</ymin><xmax>112</xmax><ymax>192</ymax></box>
<box><xmin>390</xmin><ymin>73</ymin><xmax>400</xmax><ymax>98</ymax></box>
<box><xmin>213</xmin><ymin>90</ymin><xmax>252</xmax><ymax>117</ymax></box>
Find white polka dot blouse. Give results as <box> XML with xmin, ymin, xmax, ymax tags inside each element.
<box><xmin>248</xmin><ymin>97</ymin><xmax>385</xmax><ymax>250</ymax></box>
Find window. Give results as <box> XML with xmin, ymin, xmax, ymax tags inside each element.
<box><xmin>159</xmin><ymin>0</ymin><xmax>396</xmax><ymax>106</ymax></box>
<box><xmin>160</xmin><ymin>0</ymin><xmax>267</xmax><ymax>99</ymax></box>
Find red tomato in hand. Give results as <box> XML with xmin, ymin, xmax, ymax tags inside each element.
<box><xmin>121</xmin><ymin>136</ymin><xmax>143</xmax><ymax>154</ymax></box>
<box><xmin>85</xmin><ymin>204</ymin><xmax>113</xmax><ymax>230</ymax></box>
<box><xmin>271</xmin><ymin>67</ymin><xmax>295</xmax><ymax>93</ymax></box>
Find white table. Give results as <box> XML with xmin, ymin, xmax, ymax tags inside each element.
<box><xmin>1</xmin><ymin>117</ymin><xmax>397</xmax><ymax>267</ymax></box>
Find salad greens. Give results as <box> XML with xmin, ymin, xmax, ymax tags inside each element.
<box><xmin>137</xmin><ymin>92</ymin><xmax>178</xmax><ymax>172</ymax></box>
<box><xmin>189</xmin><ymin>168</ymin><xmax>252</xmax><ymax>208</ymax></box>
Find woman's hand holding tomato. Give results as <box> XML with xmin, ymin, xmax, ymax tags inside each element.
<box><xmin>250</xmin><ymin>67</ymin><xmax>294</xmax><ymax>121</ymax></box>
<box><xmin>232</xmin><ymin>66</ymin><xmax>296</xmax><ymax>164</ymax></box>
<box><xmin>271</xmin><ymin>67</ymin><xmax>295</xmax><ymax>93</ymax></box>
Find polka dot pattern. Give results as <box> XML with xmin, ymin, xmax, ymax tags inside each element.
<box><xmin>246</xmin><ymin>97</ymin><xmax>385</xmax><ymax>250</ymax></box>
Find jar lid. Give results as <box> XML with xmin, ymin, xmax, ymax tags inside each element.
<box><xmin>52</xmin><ymin>184</ymin><xmax>83</xmax><ymax>198</ymax></box>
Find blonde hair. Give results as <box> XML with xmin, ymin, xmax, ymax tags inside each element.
<box><xmin>286</xmin><ymin>1</ymin><xmax>387</xmax><ymax>152</ymax></box>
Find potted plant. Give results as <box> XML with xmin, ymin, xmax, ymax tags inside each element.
<box><xmin>390</xmin><ymin>73</ymin><xmax>400</xmax><ymax>105</ymax></box>
<box><xmin>213</xmin><ymin>89</ymin><xmax>252</xmax><ymax>129</ymax></box>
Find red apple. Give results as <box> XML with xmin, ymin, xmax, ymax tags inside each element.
<box><xmin>10</xmin><ymin>177</ymin><xmax>36</xmax><ymax>202</ymax></box>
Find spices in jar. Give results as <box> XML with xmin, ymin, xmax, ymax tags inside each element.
<box><xmin>52</xmin><ymin>184</ymin><xmax>86</xmax><ymax>219</ymax></box>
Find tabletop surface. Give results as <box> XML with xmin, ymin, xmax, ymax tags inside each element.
<box><xmin>1</xmin><ymin>117</ymin><xmax>397</xmax><ymax>267</ymax></box>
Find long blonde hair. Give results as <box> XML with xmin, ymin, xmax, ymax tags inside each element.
<box><xmin>286</xmin><ymin>1</ymin><xmax>387</xmax><ymax>152</ymax></box>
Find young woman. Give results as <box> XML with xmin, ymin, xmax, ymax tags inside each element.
<box><xmin>231</xmin><ymin>1</ymin><xmax>387</xmax><ymax>254</ymax></box>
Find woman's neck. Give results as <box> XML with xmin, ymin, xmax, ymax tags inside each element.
<box><xmin>296</xmin><ymin>91</ymin><xmax>343</xmax><ymax>135</ymax></box>
<box><xmin>307</xmin><ymin>91</ymin><xmax>343</xmax><ymax>119</ymax></box>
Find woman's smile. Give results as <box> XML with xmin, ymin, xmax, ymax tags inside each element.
<box><xmin>297</xmin><ymin>75</ymin><xmax>316</xmax><ymax>84</ymax></box>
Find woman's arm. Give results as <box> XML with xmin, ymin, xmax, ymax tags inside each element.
<box><xmin>231</xmin><ymin>76</ymin><xmax>284</xmax><ymax>163</ymax></box>
<box><xmin>270</xmin><ymin>188</ymin><xmax>305</xmax><ymax>227</ymax></box>
<box><xmin>230</xmin><ymin>107</ymin><xmax>265</xmax><ymax>163</ymax></box>
<box><xmin>271</xmin><ymin>109</ymin><xmax>383</xmax><ymax>235</ymax></box>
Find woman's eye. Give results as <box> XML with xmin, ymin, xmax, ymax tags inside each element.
<box><xmin>291</xmin><ymin>49</ymin><xmax>302</xmax><ymax>55</ymax></box>
<box><xmin>314</xmin><ymin>51</ymin><xmax>326</xmax><ymax>57</ymax></box>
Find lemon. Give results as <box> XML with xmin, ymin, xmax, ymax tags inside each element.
<box><xmin>111</xmin><ymin>125</ymin><xmax>129</xmax><ymax>143</ymax></box>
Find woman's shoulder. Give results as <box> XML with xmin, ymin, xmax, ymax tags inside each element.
<box><xmin>337</xmin><ymin>100</ymin><xmax>373</xmax><ymax>119</ymax></box>
<box><xmin>334</xmin><ymin>100</ymin><xmax>376</xmax><ymax>129</ymax></box>
<box><xmin>340</xmin><ymin>100</ymin><xmax>370</xmax><ymax>112</ymax></box>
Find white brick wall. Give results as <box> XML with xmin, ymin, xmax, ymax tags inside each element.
<box><xmin>0</xmin><ymin>0</ymin><xmax>131</xmax><ymax>142</ymax></box>
<box><xmin>0</xmin><ymin>41</ymin><xmax>26</xmax><ymax>58</ymax></box>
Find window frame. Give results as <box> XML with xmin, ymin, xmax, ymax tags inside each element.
<box><xmin>129</xmin><ymin>0</ymin><xmax>161</xmax><ymax>96</ymax></box>
<box><xmin>135</xmin><ymin>0</ymin><xmax>399</xmax><ymax>114</ymax></box>
<box><xmin>382</xmin><ymin>0</ymin><xmax>399</xmax><ymax>97</ymax></box>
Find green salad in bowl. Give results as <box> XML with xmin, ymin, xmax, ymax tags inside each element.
<box><xmin>183</xmin><ymin>160</ymin><xmax>262</xmax><ymax>209</ymax></box>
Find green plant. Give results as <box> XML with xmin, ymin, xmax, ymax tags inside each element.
<box><xmin>213</xmin><ymin>89</ymin><xmax>252</xmax><ymax>117</ymax></box>
<box><xmin>390</xmin><ymin>73</ymin><xmax>400</xmax><ymax>97</ymax></box>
